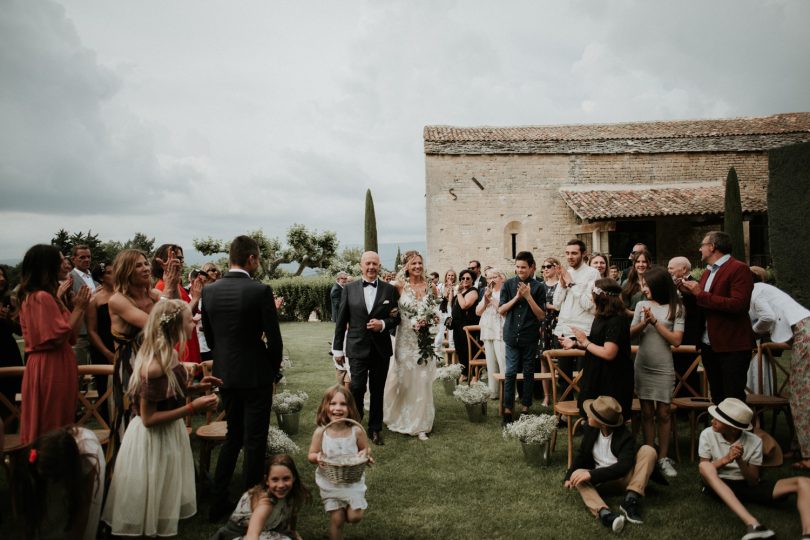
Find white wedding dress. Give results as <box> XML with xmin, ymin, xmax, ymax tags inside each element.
<box><xmin>383</xmin><ymin>285</ymin><xmax>437</xmax><ymax>436</ymax></box>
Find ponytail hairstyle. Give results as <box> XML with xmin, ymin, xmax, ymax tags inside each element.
<box><xmin>315</xmin><ymin>385</ymin><xmax>361</xmax><ymax>427</ymax></box>
<box><xmin>128</xmin><ymin>299</ymin><xmax>189</xmax><ymax>400</ymax></box>
<box><xmin>398</xmin><ymin>250</ymin><xmax>424</xmax><ymax>280</ymax></box>
<box><xmin>641</xmin><ymin>266</ymin><xmax>683</xmax><ymax>322</ymax></box>
<box><xmin>592</xmin><ymin>278</ymin><xmax>625</xmax><ymax>318</ymax></box>
<box><xmin>17</xmin><ymin>427</ymin><xmax>99</xmax><ymax>539</ymax></box>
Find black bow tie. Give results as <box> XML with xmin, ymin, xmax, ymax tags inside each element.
<box><xmin>363</xmin><ymin>280</ymin><xmax>377</xmax><ymax>288</ymax></box>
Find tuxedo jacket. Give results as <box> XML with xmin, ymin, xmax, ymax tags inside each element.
<box><xmin>201</xmin><ymin>271</ymin><xmax>283</xmax><ymax>389</ymax></box>
<box><xmin>333</xmin><ymin>279</ymin><xmax>400</xmax><ymax>359</ymax></box>
<box><xmin>696</xmin><ymin>256</ymin><xmax>754</xmax><ymax>353</ymax></box>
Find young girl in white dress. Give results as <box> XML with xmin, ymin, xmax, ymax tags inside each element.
<box><xmin>308</xmin><ymin>385</ymin><xmax>373</xmax><ymax>540</ymax></box>
<box><xmin>211</xmin><ymin>454</ymin><xmax>310</xmax><ymax>540</ymax></box>
<box><xmin>102</xmin><ymin>300</ymin><xmax>220</xmax><ymax>536</ymax></box>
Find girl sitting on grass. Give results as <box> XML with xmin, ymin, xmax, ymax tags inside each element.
<box><xmin>212</xmin><ymin>454</ymin><xmax>311</xmax><ymax>540</ymax></box>
<box><xmin>308</xmin><ymin>385</ymin><xmax>373</xmax><ymax>540</ymax></box>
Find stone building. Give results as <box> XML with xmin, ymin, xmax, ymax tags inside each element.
<box><xmin>424</xmin><ymin>112</ymin><xmax>810</xmax><ymax>273</ymax></box>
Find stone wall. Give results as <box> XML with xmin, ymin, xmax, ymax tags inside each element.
<box><xmin>425</xmin><ymin>151</ymin><xmax>768</xmax><ymax>272</ymax></box>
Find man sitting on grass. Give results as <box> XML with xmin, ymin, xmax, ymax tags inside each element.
<box><xmin>698</xmin><ymin>397</ymin><xmax>810</xmax><ymax>540</ymax></box>
<box><xmin>564</xmin><ymin>395</ymin><xmax>660</xmax><ymax>534</ymax></box>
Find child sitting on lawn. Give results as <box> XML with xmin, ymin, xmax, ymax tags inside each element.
<box><xmin>564</xmin><ymin>395</ymin><xmax>660</xmax><ymax>534</ymax></box>
<box><xmin>698</xmin><ymin>397</ymin><xmax>810</xmax><ymax>540</ymax></box>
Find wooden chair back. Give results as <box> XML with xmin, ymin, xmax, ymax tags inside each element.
<box><xmin>755</xmin><ymin>341</ymin><xmax>791</xmax><ymax>397</ymax></box>
<box><xmin>0</xmin><ymin>366</ymin><xmax>25</xmax><ymax>453</ymax></box>
<box><xmin>462</xmin><ymin>325</ymin><xmax>488</xmax><ymax>380</ymax></box>
<box><xmin>671</xmin><ymin>345</ymin><xmax>705</xmax><ymax>398</ymax></box>
<box><xmin>543</xmin><ymin>349</ymin><xmax>585</xmax><ymax>405</ymax></box>
<box><xmin>76</xmin><ymin>365</ymin><xmax>114</xmax><ymax>448</ymax></box>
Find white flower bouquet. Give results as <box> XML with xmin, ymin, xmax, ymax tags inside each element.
<box><xmin>398</xmin><ymin>281</ymin><xmax>442</xmax><ymax>365</ymax></box>
<box><xmin>271</xmin><ymin>390</ymin><xmax>309</xmax><ymax>414</ymax></box>
<box><xmin>502</xmin><ymin>413</ymin><xmax>557</xmax><ymax>445</ymax></box>
<box><xmin>453</xmin><ymin>381</ymin><xmax>491</xmax><ymax>405</ymax></box>
<box><xmin>435</xmin><ymin>363</ymin><xmax>464</xmax><ymax>381</ymax></box>
<box><xmin>266</xmin><ymin>426</ymin><xmax>300</xmax><ymax>455</ymax></box>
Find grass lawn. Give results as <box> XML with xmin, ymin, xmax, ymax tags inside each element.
<box><xmin>2</xmin><ymin>321</ymin><xmax>806</xmax><ymax>539</ymax></box>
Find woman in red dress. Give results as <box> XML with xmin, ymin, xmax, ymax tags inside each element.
<box><xmin>18</xmin><ymin>244</ymin><xmax>91</xmax><ymax>444</ymax></box>
<box><xmin>152</xmin><ymin>244</ymin><xmax>202</xmax><ymax>363</ymax></box>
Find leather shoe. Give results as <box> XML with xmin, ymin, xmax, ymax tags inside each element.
<box><xmin>371</xmin><ymin>430</ymin><xmax>385</xmax><ymax>445</ymax></box>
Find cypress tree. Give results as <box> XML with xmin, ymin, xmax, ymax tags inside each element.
<box><xmin>394</xmin><ymin>246</ymin><xmax>402</xmax><ymax>270</ymax></box>
<box><xmin>723</xmin><ymin>167</ymin><xmax>746</xmax><ymax>261</ymax></box>
<box><xmin>364</xmin><ymin>189</ymin><xmax>378</xmax><ymax>253</ymax></box>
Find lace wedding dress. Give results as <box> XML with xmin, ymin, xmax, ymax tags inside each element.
<box><xmin>383</xmin><ymin>284</ymin><xmax>436</xmax><ymax>436</ymax></box>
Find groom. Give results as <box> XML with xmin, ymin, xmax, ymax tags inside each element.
<box><xmin>333</xmin><ymin>251</ymin><xmax>400</xmax><ymax>445</ymax></box>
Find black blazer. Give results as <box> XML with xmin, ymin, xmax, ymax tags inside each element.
<box><xmin>330</xmin><ymin>283</ymin><xmax>343</xmax><ymax>322</ymax></box>
<box><xmin>201</xmin><ymin>271</ymin><xmax>283</xmax><ymax>389</ymax></box>
<box><xmin>333</xmin><ymin>279</ymin><xmax>400</xmax><ymax>359</ymax></box>
<box><xmin>565</xmin><ymin>425</ymin><xmax>637</xmax><ymax>485</ymax></box>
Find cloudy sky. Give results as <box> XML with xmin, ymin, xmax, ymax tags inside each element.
<box><xmin>2</xmin><ymin>0</ymin><xmax>809</xmax><ymax>262</ymax></box>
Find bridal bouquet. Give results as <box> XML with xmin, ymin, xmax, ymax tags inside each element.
<box><xmin>399</xmin><ymin>282</ymin><xmax>442</xmax><ymax>366</ymax></box>
<box><xmin>271</xmin><ymin>390</ymin><xmax>309</xmax><ymax>414</ymax></box>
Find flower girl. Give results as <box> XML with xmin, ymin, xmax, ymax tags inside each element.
<box><xmin>102</xmin><ymin>299</ymin><xmax>220</xmax><ymax>536</ymax></box>
<box><xmin>307</xmin><ymin>385</ymin><xmax>373</xmax><ymax>540</ymax></box>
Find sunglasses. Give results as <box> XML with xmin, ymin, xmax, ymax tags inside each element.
<box><xmin>541</xmin><ymin>264</ymin><xmax>554</xmax><ymax>269</ymax></box>
<box><xmin>460</xmin><ymin>277</ymin><xmax>473</xmax><ymax>281</ymax></box>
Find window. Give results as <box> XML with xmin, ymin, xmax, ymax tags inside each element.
<box><xmin>504</xmin><ymin>221</ymin><xmax>522</xmax><ymax>260</ymax></box>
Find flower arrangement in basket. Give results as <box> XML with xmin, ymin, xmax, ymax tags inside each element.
<box><xmin>319</xmin><ymin>418</ymin><xmax>369</xmax><ymax>485</ymax></box>
<box><xmin>267</xmin><ymin>426</ymin><xmax>300</xmax><ymax>455</ymax></box>
<box><xmin>271</xmin><ymin>390</ymin><xmax>309</xmax><ymax>414</ymax></box>
<box><xmin>435</xmin><ymin>364</ymin><xmax>464</xmax><ymax>381</ymax></box>
<box><xmin>502</xmin><ymin>413</ymin><xmax>557</xmax><ymax>445</ymax></box>
<box><xmin>453</xmin><ymin>381</ymin><xmax>490</xmax><ymax>405</ymax></box>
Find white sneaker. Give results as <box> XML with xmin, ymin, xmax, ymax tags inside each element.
<box><xmin>417</xmin><ymin>432</ymin><xmax>429</xmax><ymax>441</ymax></box>
<box><xmin>657</xmin><ymin>457</ymin><xmax>678</xmax><ymax>478</ymax></box>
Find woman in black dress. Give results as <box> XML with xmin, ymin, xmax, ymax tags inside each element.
<box><xmin>560</xmin><ymin>278</ymin><xmax>633</xmax><ymax>421</ymax></box>
<box><xmin>450</xmin><ymin>269</ymin><xmax>480</xmax><ymax>382</ymax></box>
<box><xmin>0</xmin><ymin>265</ymin><xmax>23</xmax><ymax>408</ymax></box>
<box><xmin>87</xmin><ymin>261</ymin><xmax>115</xmax><ymax>424</ymax></box>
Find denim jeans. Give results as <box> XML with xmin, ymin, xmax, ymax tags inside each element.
<box><xmin>504</xmin><ymin>342</ymin><xmax>537</xmax><ymax>410</ymax></box>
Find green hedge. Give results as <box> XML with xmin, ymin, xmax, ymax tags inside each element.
<box><xmin>267</xmin><ymin>276</ymin><xmax>334</xmax><ymax>322</ymax></box>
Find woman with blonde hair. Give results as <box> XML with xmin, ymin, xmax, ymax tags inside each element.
<box><xmin>383</xmin><ymin>250</ymin><xmax>440</xmax><ymax>440</ymax></box>
<box><xmin>102</xmin><ymin>300</ymin><xmax>220</xmax><ymax>536</ymax></box>
<box><xmin>475</xmin><ymin>267</ymin><xmax>506</xmax><ymax>399</ymax></box>
<box><xmin>108</xmin><ymin>249</ymin><xmax>181</xmax><ymax>442</ymax></box>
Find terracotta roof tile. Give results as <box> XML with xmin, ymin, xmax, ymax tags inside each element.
<box><xmin>425</xmin><ymin>113</ymin><xmax>810</xmax><ymax>142</ymax></box>
<box><xmin>558</xmin><ymin>182</ymin><xmax>767</xmax><ymax>221</ymax></box>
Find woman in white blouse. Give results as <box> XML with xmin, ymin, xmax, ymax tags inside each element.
<box><xmin>749</xmin><ymin>266</ymin><xmax>810</xmax><ymax>470</ymax></box>
<box><xmin>475</xmin><ymin>268</ymin><xmax>506</xmax><ymax>399</ymax></box>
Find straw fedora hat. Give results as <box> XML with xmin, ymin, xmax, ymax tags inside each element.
<box><xmin>583</xmin><ymin>396</ymin><xmax>624</xmax><ymax>428</ymax></box>
<box><xmin>708</xmin><ymin>398</ymin><xmax>753</xmax><ymax>431</ymax></box>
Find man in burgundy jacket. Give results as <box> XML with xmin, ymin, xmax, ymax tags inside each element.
<box><xmin>679</xmin><ymin>231</ymin><xmax>754</xmax><ymax>404</ymax></box>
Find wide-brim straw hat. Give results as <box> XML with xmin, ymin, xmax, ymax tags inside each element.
<box><xmin>583</xmin><ymin>396</ymin><xmax>624</xmax><ymax>428</ymax></box>
<box><xmin>708</xmin><ymin>398</ymin><xmax>753</xmax><ymax>431</ymax></box>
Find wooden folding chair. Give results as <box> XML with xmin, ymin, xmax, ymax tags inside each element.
<box><xmin>195</xmin><ymin>360</ymin><xmax>227</xmax><ymax>475</ymax></box>
<box><xmin>670</xmin><ymin>349</ymin><xmax>713</xmax><ymax>462</ymax></box>
<box><xmin>76</xmin><ymin>364</ymin><xmax>115</xmax><ymax>461</ymax></box>
<box><xmin>746</xmin><ymin>341</ymin><xmax>793</xmax><ymax>448</ymax></box>
<box><xmin>462</xmin><ymin>325</ymin><xmax>487</xmax><ymax>382</ymax></box>
<box><xmin>543</xmin><ymin>349</ymin><xmax>585</xmax><ymax>468</ymax></box>
<box><xmin>0</xmin><ymin>366</ymin><xmax>26</xmax><ymax>514</ymax></box>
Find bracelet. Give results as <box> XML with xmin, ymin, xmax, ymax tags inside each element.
<box><xmin>584</xmin><ymin>342</ymin><xmax>590</xmax><ymax>351</ymax></box>
<box><xmin>650</xmin><ymin>319</ymin><xmax>658</xmax><ymax>325</ymax></box>
<box><xmin>186</xmin><ymin>402</ymin><xmax>195</xmax><ymax>416</ymax></box>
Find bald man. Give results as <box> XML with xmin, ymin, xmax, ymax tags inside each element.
<box><xmin>332</xmin><ymin>251</ymin><xmax>400</xmax><ymax>444</ymax></box>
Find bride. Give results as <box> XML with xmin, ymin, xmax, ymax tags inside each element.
<box><xmin>383</xmin><ymin>250</ymin><xmax>440</xmax><ymax>441</ymax></box>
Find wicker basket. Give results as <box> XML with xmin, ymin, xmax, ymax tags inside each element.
<box><xmin>320</xmin><ymin>418</ymin><xmax>369</xmax><ymax>485</ymax></box>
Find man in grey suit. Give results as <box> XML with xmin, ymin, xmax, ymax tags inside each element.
<box><xmin>330</xmin><ymin>271</ymin><xmax>348</xmax><ymax>322</ymax></box>
<box><xmin>70</xmin><ymin>244</ymin><xmax>97</xmax><ymax>364</ymax></box>
<box><xmin>202</xmin><ymin>235</ymin><xmax>283</xmax><ymax>521</ymax></box>
<box><xmin>332</xmin><ymin>252</ymin><xmax>400</xmax><ymax>445</ymax></box>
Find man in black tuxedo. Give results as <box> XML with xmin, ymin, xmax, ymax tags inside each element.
<box><xmin>332</xmin><ymin>251</ymin><xmax>400</xmax><ymax>445</ymax></box>
<box><xmin>202</xmin><ymin>235</ymin><xmax>283</xmax><ymax>521</ymax></box>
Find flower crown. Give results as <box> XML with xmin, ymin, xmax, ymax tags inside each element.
<box><xmin>593</xmin><ymin>286</ymin><xmax>620</xmax><ymax>297</ymax></box>
<box><xmin>159</xmin><ymin>308</ymin><xmax>182</xmax><ymax>327</ymax></box>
